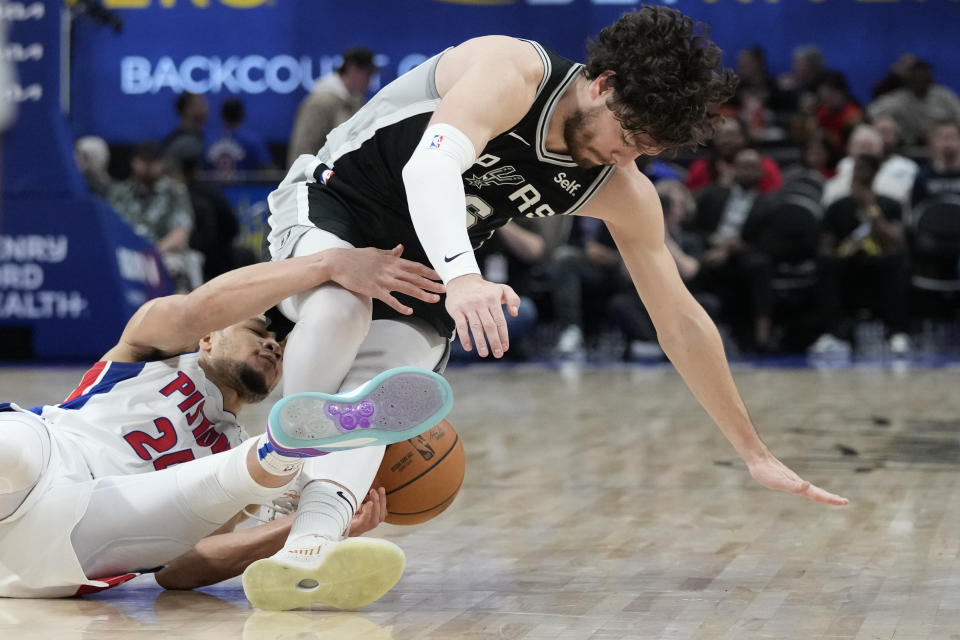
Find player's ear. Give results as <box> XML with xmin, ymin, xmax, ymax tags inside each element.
<box><xmin>594</xmin><ymin>70</ymin><xmax>616</xmax><ymax>97</ymax></box>
<box><xmin>197</xmin><ymin>332</ymin><xmax>215</xmax><ymax>354</ymax></box>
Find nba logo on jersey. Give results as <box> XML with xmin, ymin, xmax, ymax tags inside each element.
<box><xmin>429</xmin><ymin>134</ymin><xmax>443</xmax><ymax>149</ymax></box>
<box><xmin>320</xmin><ymin>168</ymin><xmax>335</xmax><ymax>184</ymax></box>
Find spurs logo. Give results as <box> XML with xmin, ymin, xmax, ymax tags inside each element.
<box><xmin>465</xmin><ymin>165</ymin><xmax>525</xmax><ymax>190</ymax></box>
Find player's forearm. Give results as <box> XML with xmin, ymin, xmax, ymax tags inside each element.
<box><xmin>657</xmin><ymin>302</ymin><xmax>770</xmax><ymax>464</ymax></box>
<box><xmin>402</xmin><ymin>124</ymin><xmax>481</xmax><ymax>284</ymax></box>
<box><xmin>170</xmin><ymin>252</ymin><xmax>337</xmax><ymax>342</ymax></box>
<box><xmin>156</xmin><ymin>516</ymin><xmax>293</xmax><ymax>590</ymax></box>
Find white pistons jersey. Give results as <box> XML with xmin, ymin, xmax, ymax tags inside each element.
<box><xmin>37</xmin><ymin>351</ymin><xmax>247</xmax><ymax>479</ymax></box>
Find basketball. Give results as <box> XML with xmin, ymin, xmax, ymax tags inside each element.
<box><xmin>372</xmin><ymin>419</ymin><xmax>465</xmax><ymax>525</ymax></box>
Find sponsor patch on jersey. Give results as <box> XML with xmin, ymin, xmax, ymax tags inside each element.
<box><xmin>429</xmin><ymin>134</ymin><xmax>444</xmax><ymax>149</ymax></box>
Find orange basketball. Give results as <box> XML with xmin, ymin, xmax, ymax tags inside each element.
<box><xmin>373</xmin><ymin>419</ymin><xmax>465</xmax><ymax>525</ymax></box>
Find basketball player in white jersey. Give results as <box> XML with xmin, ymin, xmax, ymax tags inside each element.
<box><xmin>257</xmin><ymin>6</ymin><xmax>849</xmax><ymax>609</ymax></box>
<box><xmin>0</xmin><ymin>244</ymin><xmax>451</xmax><ymax>609</ymax></box>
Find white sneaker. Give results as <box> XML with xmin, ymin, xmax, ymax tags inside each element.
<box><xmin>807</xmin><ymin>333</ymin><xmax>852</xmax><ymax>357</ymax></box>
<box><xmin>242</xmin><ymin>537</ymin><xmax>405</xmax><ymax>611</ymax></box>
<box><xmin>889</xmin><ymin>332</ymin><xmax>912</xmax><ymax>356</ymax></box>
<box><xmin>555</xmin><ymin>325</ymin><xmax>584</xmax><ymax>357</ymax></box>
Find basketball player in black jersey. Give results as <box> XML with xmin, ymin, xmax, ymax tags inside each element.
<box><xmin>250</xmin><ymin>6</ymin><xmax>848</xmax><ymax>610</ymax></box>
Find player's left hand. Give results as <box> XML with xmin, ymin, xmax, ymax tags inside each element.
<box><xmin>445</xmin><ymin>273</ymin><xmax>521</xmax><ymax>358</ymax></box>
<box><xmin>746</xmin><ymin>452</ymin><xmax>849</xmax><ymax>506</ymax></box>
<box><xmin>348</xmin><ymin>487</ymin><xmax>388</xmax><ymax>536</ymax></box>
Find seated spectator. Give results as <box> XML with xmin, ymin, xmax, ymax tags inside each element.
<box><xmin>548</xmin><ymin>216</ymin><xmax>631</xmax><ymax>359</ymax></box>
<box><xmin>869</xmin><ymin>59</ymin><xmax>960</xmax><ymax>146</ymax></box>
<box><xmin>733</xmin><ymin>46</ymin><xmax>792</xmax><ymax>114</ymax></box>
<box><xmin>729</xmin><ymin>47</ymin><xmax>787</xmax><ymax>143</ymax></box>
<box><xmin>811</xmin><ymin>154</ymin><xmax>910</xmax><ymax>356</ymax></box>
<box><xmin>206</xmin><ymin>97</ymin><xmax>273</xmax><ymax>180</ymax></box>
<box><xmin>815</xmin><ymin>71</ymin><xmax>862</xmax><ymax>150</ymax></box>
<box><xmin>288</xmin><ymin>47</ymin><xmax>377</xmax><ymax>165</ymax></box>
<box><xmin>452</xmin><ymin>216</ymin><xmax>572</xmax><ymax>361</ymax></box>
<box><xmin>163</xmin><ymin>92</ymin><xmax>209</xmax><ymax>153</ymax></box>
<box><xmin>871</xmin><ymin>53</ymin><xmax>917</xmax><ymax>101</ymax></box>
<box><xmin>782</xmin><ymin>131</ymin><xmax>841</xmax><ymax>187</ymax></box>
<box><xmin>107</xmin><ymin>140</ymin><xmax>201</xmax><ymax>291</ymax></box>
<box><xmin>608</xmin><ymin>185</ymin><xmax>718</xmax><ymax>361</ymax></box>
<box><xmin>685</xmin><ymin>118</ymin><xmax>784</xmax><ymax>194</ymax></box>
<box><xmin>911</xmin><ymin>120</ymin><xmax>960</xmax><ymax>206</ymax></box>
<box><xmin>74</xmin><ymin>135</ymin><xmax>113</xmax><ymax>197</ymax></box>
<box><xmin>778</xmin><ymin>45</ymin><xmax>829</xmax><ymax>114</ymax></box>
<box><xmin>822</xmin><ymin>123</ymin><xmax>918</xmax><ymax>208</ymax></box>
<box><xmin>168</xmin><ymin>136</ymin><xmax>244</xmax><ymax>283</ymax></box>
<box><xmin>690</xmin><ymin>148</ymin><xmax>776</xmax><ymax>352</ymax></box>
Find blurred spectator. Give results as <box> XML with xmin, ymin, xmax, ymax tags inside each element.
<box><xmin>815</xmin><ymin>71</ymin><xmax>862</xmax><ymax>150</ymax></box>
<box><xmin>783</xmin><ymin>131</ymin><xmax>841</xmax><ymax>186</ymax></box>
<box><xmin>812</xmin><ymin>154</ymin><xmax>910</xmax><ymax>355</ymax></box>
<box><xmin>730</xmin><ymin>47</ymin><xmax>787</xmax><ymax>142</ymax></box>
<box><xmin>163</xmin><ymin>92</ymin><xmax>209</xmax><ymax>153</ymax></box>
<box><xmin>74</xmin><ymin>135</ymin><xmax>113</xmax><ymax>197</ymax></box>
<box><xmin>168</xmin><ymin>136</ymin><xmax>245</xmax><ymax>282</ymax></box>
<box><xmin>822</xmin><ymin>123</ymin><xmax>917</xmax><ymax>208</ymax></box>
<box><xmin>871</xmin><ymin>53</ymin><xmax>917</xmax><ymax>101</ymax></box>
<box><xmin>608</xmin><ymin>184</ymin><xmax>717</xmax><ymax>360</ymax></box>
<box><xmin>453</xmin><ymin>216</ymin><xmax>572</xmax><ymax>361</ymax></box>
<box><xmin>911</xmin><ymin>120</ymin><xmax>960</xmax><ymax>206</ymax></box>
<box><xmin>685</xmin><ymin>118</ymin><xmax>784</xmax><ymax>194</ymax></box>
<box><xmin>548</xmin><ymin>217</ymin><xmax>630</xmax><ymax>358</ymax></box>
<box><xmin>868</xmin><ymin>59</ymin><xmax>960</xmax><ymax>146</ymax></box>
<box><xmin>690</xmin><ymin>148</ymin><xmax>775</xmax><ymax>352</ymax></box>
<box><xmin>287</xmin><ymin>47</ymin><xmax>377</xmax><ymax>164</ymax></box>
<box><xmin>733</xmin><ymin>46</ymin><xmax>791</xmax><ymax>113</ymax></box>
<box><xmin>107</xmin><ymin>140</ymin><xmax>200</xmax><ymax>291</ymax></box>
<box><xmin>778</xmin><ymin>45</ymin><xmax>828</xmax><ymax>111</ymax></box>
<box><xmin>206</xmin><ymin>97</ymin><xmax>273</xmax><ymax>180</ymax></box>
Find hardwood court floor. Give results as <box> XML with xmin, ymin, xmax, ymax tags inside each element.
<box><xmin>2</xmin><ymin>363</ymin><xmax>960</xmax><ymax>639</ymax></box>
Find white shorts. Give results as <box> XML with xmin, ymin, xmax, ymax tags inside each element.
<box><xmin>0</xmin><ymin>406</ymin><xmax>103</xmax><ymax>597</ymax></box>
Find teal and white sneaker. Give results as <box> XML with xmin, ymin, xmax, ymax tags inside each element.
<box><xmin>265</xmin><ymin>367</ymin><xmax>452</xmax><ymax>457</ymax></box>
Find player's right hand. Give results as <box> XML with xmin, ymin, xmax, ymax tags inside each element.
<box><xmin>326</xmin><ymin>245</ymin><xmax>445</xmax><ymax>315</ymax></box>
<box><xmin>445</xmin><ymin>273</ymin><xmax>520</xmax><ymax>358</ymax></box>
<box><xmin>348</xmin><ymin>487</ymin><xmax>388</xmax><ymax>537</ymax></box>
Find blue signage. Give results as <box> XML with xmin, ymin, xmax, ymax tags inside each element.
<box><xmin>68</xmin><ymin>0</ymin><xmax>960</xmax><ymax>145</ymax></box>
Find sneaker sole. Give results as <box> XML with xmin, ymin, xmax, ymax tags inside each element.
<box><xmin>242</xmin><ymin>538</ymin><xmax>406</xmax><ymax>611</ymax></box>
<box><xmin>267</xmin><ymin>367</ymin><xmax>453</xmax><ymax>456</ymax></box>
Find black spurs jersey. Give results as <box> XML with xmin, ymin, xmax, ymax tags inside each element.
<box><xmin>277</xmin><ymin>41</ymin><xmax>616</xmax><ymax>335</ymax></box>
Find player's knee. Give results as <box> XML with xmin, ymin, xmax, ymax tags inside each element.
<box><xmin>298</xmin><ymin>286</ymin><xmax>373</xmax><ymax>334</ymax></box>
<box><xmin>0</xmin><ymin>415</ymin><xmax>49</xmax><ymax>493</ymax></box>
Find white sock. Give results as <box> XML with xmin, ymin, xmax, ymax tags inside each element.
<box><xmin>254</xmin><ymin>432</ymin><xmax>309</xmax><ymax>476</ymax></box>
<box><xmin>282</xmin><ymin>480</ymin><xmax>357</xmax><ymax>551</ymax></box>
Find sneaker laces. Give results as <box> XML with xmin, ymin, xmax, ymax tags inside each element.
<box><xmin>242</xmin><ymin>488</ymin><xmax>301</xmax><ymax>524</ymax></box>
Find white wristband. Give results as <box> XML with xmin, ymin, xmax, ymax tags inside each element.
<box><xmin>402</xmin><ymin>123</ymin><xmax>480</xmax><ymax>284</ymax></box>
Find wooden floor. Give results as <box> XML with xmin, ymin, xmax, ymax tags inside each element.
<box><xmin>2</xmin><ymin>363</ymin><xmax>960</xmax><ymax>639</ymax></box>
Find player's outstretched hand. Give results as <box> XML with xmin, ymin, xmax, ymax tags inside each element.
<box><xmin>327</xmin><ymin>245</ymin><xmax>445</xmax><ymax>315</ymax></box>
<box><xmin>747</xmin><ymin>452</ymin><xmax>849</xmax><ymax>506</ymax></box>
<box><xmin>445</xmin><ymin>273</ymin><xmax>521</xmax><ymax>358</ymax></box>
<box><xmin>348</xmin><ymin>487</ymin><xmax>388</xmax><ymax>537</ymax></box>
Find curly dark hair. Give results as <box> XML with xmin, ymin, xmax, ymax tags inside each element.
<box><xmin>584</xmin><ymin>6</ymin><xmax>738</xmax><ymax>151</ymax></box>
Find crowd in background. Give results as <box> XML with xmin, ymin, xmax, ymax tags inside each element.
<box><xmin>72</xmin><ymin>44</ymin><xmax>960</xmax><ymax>362</ymax></box>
